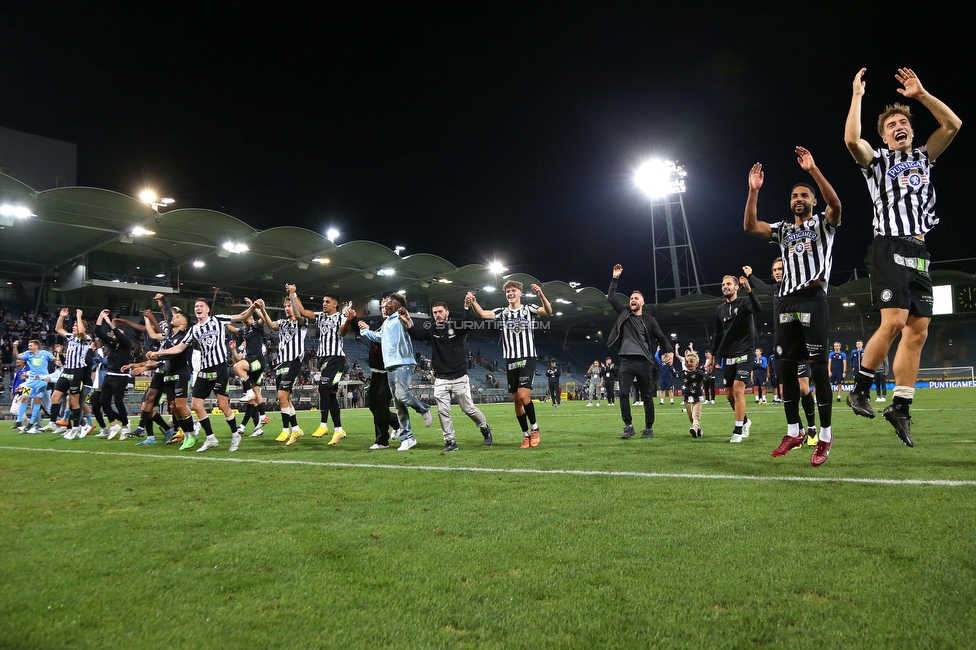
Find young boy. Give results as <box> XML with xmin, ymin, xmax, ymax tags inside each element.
<box><xmin>682</xmin><ymin>352</ymin><xmax>707</xmax><ymax>438</ymax></box>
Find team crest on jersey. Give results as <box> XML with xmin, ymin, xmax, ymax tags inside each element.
<box><xmin>899</xmin><ymin>172</ymin><xmax>929</xmax><ymax>188</ymax></box>
<box><xmin>881</xmin><ymin>289</ymin><xmax>893</xmax><ymax>303</ymax></box>
<box><xmin>281</xmin><ymin>331</ymin><xmax>294</xmax><ymax>343</ymax></box>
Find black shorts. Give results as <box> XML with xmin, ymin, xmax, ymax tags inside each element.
<box><xmin>192</xmin><ymin>364</ymin><xmax>230</xmax><ymax>399</ymax></box>
<box><xmin>830</xmin><ymin>369</ymin><xmax>845</xmax><ymax>384</ymax></box>
<box><xmin>753</xmin><ymin>371</ymin><xmax>767</xmax><ymax>386</ymax></box>
<box><xmin>275</xmin><ymin>357</ymin><xmax>303</xmax><ymax>392</ymax></box>
<box><xmin>505</xmin><ymin>358</ymin><xmax>536</xmax><ymax>393</ymax></box>
<box><xmin>162</xmin><ymin>367</ymin><xmax>191</xmax><ymax>402</ymax></box>
<box><xmin>866</xmin><ymin>236</ymin><xmax>933</xmax><ymax>317</ymax></box>
<box><xmin>797</xmin><ymin>362</ymin><xmax>811</xmax><ymax>379</ymax></box>
<box><xmin>659</xmin><ymin>377</ymin><xmax>674</xmax><ymax>391</ymax></box>
<box><xmin>55</xmin><ymin>369</ymin><xmax>84</xmax><ymax>395</ymax></box>
<box><xmin>722</xmin><ymin>356</ymin><xmax>752</xmax><ymax>386</ymax></box>
<box><xmin>318</xmin><ymin>356</ymin><xmax>346</xmax><ymax>389</ymax></box>
<box><xmin>774</xmin><ymin>294</ymin><xmax>829</xmax><ymax>363</ymax></box>
<box><xmin>245</xmin><ymin>356</ymin><xmax>266</xmax><ymax>386</ymax></box>
<box><xmin>149</xmin><ymin>371</ymin><xmax>166</xmax><ymax>394</ymax></box>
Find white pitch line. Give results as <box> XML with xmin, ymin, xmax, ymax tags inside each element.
<box><xmin>2</xmin><ymin>445</ymin><xmax>974</xmax><ymax>486</ymax></box>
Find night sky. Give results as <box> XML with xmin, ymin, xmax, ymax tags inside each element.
<box><xmin>3</xmin><ymin>3</ymin><xmax>970</xmax><ymax>295</ymax></box>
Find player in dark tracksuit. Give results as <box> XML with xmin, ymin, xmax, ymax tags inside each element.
<box><xmin>546</xmin><ymin>359</ymin><xmax>561</xmax><ymax>407</ymax></box>
<box><xmin>707</xmin><ymin>274</ymin><xmax>761</xmax><ymax>443</ymax></box>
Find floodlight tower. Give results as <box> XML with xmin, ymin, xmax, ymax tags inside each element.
<box><xmin>635</xmin><ymin>160</ymin><xmax>703</xmax><ymax>304</ymax></box>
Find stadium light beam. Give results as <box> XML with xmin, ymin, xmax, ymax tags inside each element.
<box><xmin>488</xmin><ymin>261</ymin><xmax>507</xmax><ymax>274</ymax></box>
<box><xmin>326</xmin><ymin>228</ymin><xmax>340</xmax><ymax>243</ymax></box>
<box><xmin>635</xmin><ymin>159</ymin><xmax>687</xmax><ymax>198</ymax></box>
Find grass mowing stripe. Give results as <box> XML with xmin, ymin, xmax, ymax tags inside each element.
<box><xmin>4</xmin><ymin>445</ymin><xmax>974</xmax><ymax>487</ymax></box>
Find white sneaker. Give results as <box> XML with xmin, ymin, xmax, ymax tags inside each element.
<box><xmin>26</xmin><ymin>425</ymin><xmax>41</xmax><ymax>434</ymax></box>
<box><xmin>660</xmin><ymin>400</ymin><xmax>664</xmax><ymax>405</ymax></box>
<box><xmin>422</xmin><ymin>410</ymin><xmax>433</xmax><ymax>428</ymax></box>
<box><xmin>118</xmin><ymin>427</ymin><xmax>131</xmax><ymax>441</ymax></box>
<box><xmin>875</xmin><ymin>397</ymin><xmax>885</xmax><ymax>402</ymax></box>
<box><xmin>243</xmin><ymin>389</ymin><xmax>255</xmax><ymax>401</ymax></box>
<box><xmin>586</xmin><ymin>403</ymin><xmax>593</xmax><ymax>407</ymax></box>
<box><xmin>730</xmin><ymin>433</ymin><xmax>743</xmax><ymax>443</ymax></box>
<box><xmin>369</xmin><ymin>443</ymin><xmax>389</xmax><ymax>450</ymax></box>
<box><xmin>249</xmin><ymin>427</ymin><xmax>264</xmax><ymax>437</ymax></box>
<box><xmin>634</xmin><ymin>401</ymin><xmax>643</xmax><ymax>406</ymax></box>
<box><xmin>742</xmin><ymin>419</ymin><xmax>752</xmax><ymax>438</ymax></box>
<box><xmin>94</xmin><ymin>428</ymin><xmax>109</xmax><ymax>438</ymax></box>
<box><xmin>107</xmin><ymin>424</ymin><xmax>122</xmax><ymax>440</ymax></box>
<box><xmin>54</xmin><ymin>425</ymin><xmax>68</xmax><ymax>435</ymax></box>
<box><xmin>391</xmin><ymin>428</ymin><xmax>402</xmax><ymax>441</ymax></box>
<box><xmin>596</xmin><ymin>402</ymin><xmax>601</xmax><ymax>407</ymax></box>
<box><xmin>670</xmin><ymin>400</ymin><xmax>674</xmax><ymax>404</ymax></box>
<box><xmin>41</xmin><ymin>422</ymin><xmax>56</xmax><ymax>432</ymax></box>
<box><xmin>397</xmin><ymin>437</ymin><xmax>417</xmax><ymax>451</ymax></box>
<box><xmin>235</xmin><ymin>424</ymin><xmax>246</xmax><ymax>436</ymax></box>
<box><xmin>229</xmin><ymin>432</ymin><xmax>242</xmax><ymax>452</ymax></box>
<box><xmin>16</xmin><ymin>425</ymin><xmax>26</xmax><ymax>433</ymax></box>
<box><xmin>78</xmin><ymin>424</ymin><xmax>92</xmax><ymax>439</ymax></box>
<box><xmin>710</xmin><ymin>400</ymin><xmax>716</xmax><ymax>404</ymax></box>
<box><xmin>196</xmin><ymin>437</ymin><xmax>219</xmax><ymax>453</ymax></box>
<box><xmin>63</xmin><ymin>428</ymin><xmax>77</xmax><ymax>440</ymax></box>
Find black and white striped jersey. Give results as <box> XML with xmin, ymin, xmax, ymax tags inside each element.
<box><xmin>64</xmin><ymin>334</ymin><xmax>91</xmax><ymax>369</ymax></box>
<box><xmin>492</xmin><ymin>304</ymin><xmax>540</xmax><ymax>360</ymax></box>
<box><xmin>769</xmin><ymin>212</ymin><xmax>836</xmax><ymax>296</ymax></box>
<box><xmin>275</xmin><ymin>318</ymin><xmax>307</xmax><ymax>364</ymax></box>
<box><xmin>187</xmin><ymin>315</ymin><xmax>232</xmax><ymax>369</ymax></box>
<box><xmin>862</xmin><ymin>146</ymin><xmax>937</xmax><ymax>237</ymax></box>
<box><xmin>315</xmin><ymin>311</ymin><xmax>346</xmax><ymax>358</ymax></box>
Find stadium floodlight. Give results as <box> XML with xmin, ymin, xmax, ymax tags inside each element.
<box><xmin>192</xmin><ymin>260</ymin><xmax>205</xmax><ymax>268</ymax></box>
<box><xmin>312</xmin><ymin>257</ymin><xmax>331</xmax><ymax>265</ymax></box>
<box><xmin>394</xmin><ymin>246</ymin><xmax>406</xmax><ymax>256</ymax></box>
<box><xmin>488</xmin><ymin>261</ymin><xmax>507</xmax><ymax>274</ymax></box>
<box><xmin>483</xmin><ymin>286</ymin><xmax>496</xmax><ymax>292</ymax></box>
<box><xmin>220</xmin><ymin>241</ymin><xmax>249</xmax><ymax>254</ymax></box>
<box><xmin>635</xmin><ymin>159</ymin><xmax>687</xmax><ymax>198</ymax></box>
<box><xmin>0</xmin><ymin>204</ymin><xmax>33</xmax><ymax>218</ymax></box>
<box><xmin>378</xmin><ymin>268</ymin><xmax>395</xmax><ymax>277</ymax></box>
<box><xmin>138</xmin><ymin>189</ymin><xmax>175</xmax><ymax>211</ymax></box>
<box><xmin>326</xmin><ymin>228</ymin><xmax>340</xmax><ymax>243</ymax></box>
<box><xmin>131</xmin><ymin>226</ymin><xmax>155</xmax><ymax>236</ymax></box>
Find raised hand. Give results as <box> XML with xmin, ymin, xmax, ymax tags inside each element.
<box><xmin>739</xmin><ymin>276</ymin><xmax>751</xmax><ymax>292</ymax></box>
<box><xmin>612</xmin><ymin>264</ymin><xmax>622</xmax><ymax>279</ymax></box>
<box><xmin>748</xmin><ymin>163</ymin><xmax>764</xmax><ymax>191</ymax></box>
<box><xmin>795</xmin><ymin>146</ymin><xmax>815</xmax><ymax>171</ymax></box>
<box><xmin>530</xmin><ymin>284</ymin><xmax>542</xmax><ymax>295</ymax></box>
<box><xmin>852</xmin><ymin>67</ymin><xmax>866</xmax><ymax>97</ymax></box>
<box><xmin>742</xmin><ymin>265</ymin><xmax>753</xmax><ymax>277</ymax></box>
<box><xmin>357</xmin><ymin>320</ymin><xmax>369</xmax><ymax>331</ymax></box>
<box><xmin>60</xmin><ymin>307</ymin><xmax>69</xmax><ymax>317</ymax></box>
<box><xmin>895</xmin><ymin>67</ymin><xmax>924</xmax><ymax>99</ymax></box>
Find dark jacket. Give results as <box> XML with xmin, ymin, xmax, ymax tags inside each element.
<box><xmin>96</xmin><ymin>322</ymin><xmax>133</xmax><ymax>373</ymax></box>
<box><xmin>711</xmin><ymin>291</ymin><xmax>761</xmax><ymax>357</ymax></box>
<box><xmin>407</xmin><ymin>311</ymin><xmax>474</xmax><ymax>380</ymax></box>
<box><xmin>606</xmin><ymin>278</ymin><xmax>672</xmax><ymax>358</ymax></box>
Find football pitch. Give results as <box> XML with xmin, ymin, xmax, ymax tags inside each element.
<box><xmin>3</xmin><ymin>388</ymin><xmax>976</xmax><ymax>649</ymax></box>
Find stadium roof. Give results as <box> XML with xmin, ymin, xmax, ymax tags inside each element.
<box><xmin>3</xmin><ymin>173</ymin><xmax>972</xmax><ymax>330</ymax></box>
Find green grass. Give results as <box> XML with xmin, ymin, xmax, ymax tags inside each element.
<box><xmin>3</xmin><ymin>389</ymin><xmax>976</xmax><ymax>649</ymax></box>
